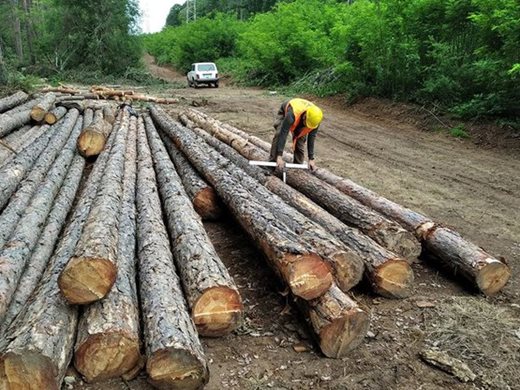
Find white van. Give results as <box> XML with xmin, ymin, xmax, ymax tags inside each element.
<box><xmin>187</xmin><ymin>62</ymin><xmax>219</xmax><ymax>88</ymax></box>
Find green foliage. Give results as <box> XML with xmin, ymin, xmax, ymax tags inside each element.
<box><xmin>449</xmin><ymin>124</ymin><xmax>470</xmax><ymax>138</ymax></box>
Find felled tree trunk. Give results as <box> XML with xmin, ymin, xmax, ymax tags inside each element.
<box><xmin>0</xmin><ymin>110</ymin><xmax>32</xmax><ymax>138</ymax></box>
<box><xmin>59</xmin><ymin>111</ymin><xmax>129</xmax><ymax>304</ymax></box>
<box><xmin>0</xmin><ymin>124</ymin><xmax>32</xmax><ymax>164</ymax></box>
<box><xmin>0</xmin><ymin>111</ymin><xmax>81</xmax><ymax>321</ymax></box>
<box><xmin>0</xmin><ymin>153</ymin><xmax>85</xmax><ymax>334</ymax></box>
<box><xmin>298</xmin><ymin>284</ymin><xmax>369</xmax><ymax>358</ymax></box>
<box><xmin>144</xmin><ymin>115</ymin><xmax>242</xmax><ymax>336</ymax></box>
<box><xmin>4</xmin><ymin>97</ymin><xmax>41</xmax><ymax>115</ymax></box>
<box><xmin>44</xmin><ymin>106</ymin><xmax>67</xmax><ymax>125</ymax></box>
<box><xmin>76</xmin><ymin>109</ymin><xmax>112</xmax><ymax>157</ymax></box>
<box><xmin>30</xmin><ymin>92</ymin><xmax>56</xmax><ymax>122</ymax></box>
<box><xmin>136</xmin><ymin>118</ymin><xmax>209</xmax><ymax>389</ymax></box>
<box><xmin>183</xmin><ymin>110</ymin><xmax>421</xmax><ymax>263</ymax></box>
<box><xmin>0</xmin><ymin>116</ymin><xmax>118</xmax><ymax>390</ymax></box>
<box><xmin>188</xmin><ymin>126</ymin><xmax>414</xmax><ymax>298</ymax></box>
<box><xmin>160</xmin><ymin>133</ymin><xmax>222</xmax><ymax>220</ymax></box>
<box><xmin>0</xmin><ymin>91</ymin><xmax>28</xmax><ymax>113</ymax></box>
<box><xmin>151</xmin><ymin>106</ymin><xmax>333</xmax><ymax>301</ymax></box>
<box><xmin>74</xmin><ymin>118</ymin><xmax>141</xmax><ymax>382</ymax></box>
<box><xmin>103</xmin><ymin>106</ymin><xmax>116</xmax><ymax>125</ymax></box>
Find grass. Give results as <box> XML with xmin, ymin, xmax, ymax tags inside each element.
<box><xmin>449</xmin><ymin>124</ymin><xmax>470</xmax><ymax>139</ymax></box>
<box><xmin>423</xmin><ymin>297</ymin><xmax>520</xmax><ymax>389</ymax></box>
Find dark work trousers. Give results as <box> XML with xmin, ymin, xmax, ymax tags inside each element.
<box><xmin>269</xmin><ymin>113</ymin><xmax>307</xmax><ymax>164</ymax></box>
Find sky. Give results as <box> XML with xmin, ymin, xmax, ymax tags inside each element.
<box><xmin>139</xmin><ymin>0</ymin><xmax>183</xmax><ymax>33</ymax></box>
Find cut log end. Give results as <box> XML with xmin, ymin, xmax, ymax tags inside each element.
<box><xmin>30</xmin><ymin>107</ymin><xmax>46</xmax><ymax>122</ymax></box>
<box><xmin>287</xmin><ymin>254</ymin><xmax>333</xmax><ymax>300</ymax></box>
<box><xmin>58</xmin><ymin>257</ymin><xmax>117</xmax><ymax>304</ymax></box>
<box><xmin>77</xmin><ymin>131</ymin><xmax>107</xmax><ymax>157</ymax></box>
<box><xmin>373</xmin><ymin>260</ymin><xmax>414</xmax><ymax>299</ymax></box>
<box><xmin>383</xmin><ymin>229</ymin><xmax>422</xmax><ymax>263</ymax></box>
<box><xmin>74</xmin><ymin>333</ymin><xmax>141</xmax><ymax>383</ymax></box>
<box><xmin>319</xmin><ymin>308</ymin><xmax>369</xmax><ymax>358</ymax></box>
<box><xmin>192</xmin><ymin>286</ymin><xmax>243</xmax><ymax>337</ymax></box>
<box><xmin>330</xmin><ymin>251</ymin><xmax>365</xmax><ymax>292</ymax></box>
<box><xmin>147</xmin><ymin>348</ymin><xmax>207</xmax><ymax>390</ymax></box>
<box><xmin>477</xmin><ymin>260</ymin><xmax>511</xmax><ymax>296</ymax></box>
<box><xmin>0</xmin><ymin>352</ymin><xmax>59</xmax><ymax>390</ymax></box>
<box><xmin>192</xmin><ymin>187</ymin><xmax>222</xmax><ymax>220</ymax></box>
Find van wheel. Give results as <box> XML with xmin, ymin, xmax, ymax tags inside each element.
<box><xmin>214</xmin><ymin>81</ymin><xmax>219</xmax><ymax>88</ymax></box>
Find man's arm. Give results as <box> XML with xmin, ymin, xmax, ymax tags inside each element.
<box><xmin>307</xmin><ymin>127</ymin><xmax>319</xmax><ymax>160</ymax></box>
<box><xmin>275</xmin><ymin>106</ymin><xmax>295</xmax><ymax>156</ymax></box>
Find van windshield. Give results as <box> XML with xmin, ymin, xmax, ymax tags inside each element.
<box><xmin>197</xmin><ymin>64</ymin><xmax>216</xmax><ymax>71</ymax></box>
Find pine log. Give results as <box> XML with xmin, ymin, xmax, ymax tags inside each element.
<box><xmin>30</xmin><ymin>92</ymin><xmax>56</xmax><ymax>122</ymax></box>
<box><xmin>103</xmin><ymin>106</ymin><xmax>116</xmax><ymax>125</ymax></box>
<box><xmin>76</xmin><ymin>111</ymin><xmax>112</xmax><ymax>157</ymax></box>
<box><xmin>83</xmin><ymin>108</ymin><xmax>94</xmax><ymax>127</ymax></box>
<box><xmin>0</xmin><ymin>125</ymin><xmax>43</xmax><ymax>167</ymax></box>
<box><xmin>160</xmin><ymin>133</ymin><xmax>222</xmax><ymax>220</ymax></box>
<box><xmin>44</xmin><ymin>106</ymin><xmax>67</xmax><ymax>125</ymax></box>
<box><xmin>0</xmin><ymin>112</ymin><xmax>78</xmax><ymax>248</ymax></box>
<box><xmin>298</xmin><ymin>284</ymin><xmax>369</xmax><ymax>358</ymax></box>
<box><xmin>0</xmin><ymin>91</ymin><xmax>28</xmax><ymax>113</ymax></box>
<box><xmin>151</xmin><ymin>106</ymin><xmax>333</xmax><ymax>300</ymax></box>
<box><xmin>0</xmin><ymin>110</ymin><xmax>31</xmax><ymax>138</ymax></box>
<box><xmin>40</xmin><ymin>86</ymin><xmax>80</xmax><ymax>95</ymax></box>
<box><xmin>182</xmin><ymin>110</ymin><xmax>421</xmax><ymax>262</ymax></box>
<box><xmin>192</xmin><ymin>111</ymin><xmax>510</xmax><ymax>295</ymax></box>
<box><xmin>0</xmin><ymin>111</ymin><xmax>81</xmax><ymax>321</ymax></box>
<box><xmin>0</xmin><ymin>152</ymin><xmax>85</xmax><ymax>334</ymax></box>
<box><xmin>74</xmin><ymin>118</ymin><xmax>141</xmax><ymax>382</ymax></box>
<box><xmin>58</xmin><ymin>110</ymin><xmax>129</xmax><ymax>304</ymax></box>
<box><xmin>3</xmin><ymin>97</ymin><xmax>41</xmax><ymax>115</ymax></box>
<box><xmin>186</xmin><ymin>124</ymin><xmax>413</xmax><ymax>298</ymax></box>
<box><xmin>0</xmin><ymin>122</ymin><xmax>118</xmax><ymax>389</ymax></box>
<box><xmin>0</xmin><ymin>124</ymin><xmax>30</xmax><ymax>161</ymax></box>
<box><xmin>144</xmin><ymin>115</ymin><xmax>243</xmax><ymax>336</ymax></box>
<box><xmin>136</xmin><ymin>119</ymin><xmax>209</xmax><ymax>389</ymax></box>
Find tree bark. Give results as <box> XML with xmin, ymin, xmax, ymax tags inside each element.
<box><xmin>136</xmin><ymin>117</ymin><xmax>209</xmax><ymax>389</ymax></box>
<box><xmin>3</xmin><ymin>96</ymin><xmax>41</xmax><ymax>115</ymax></box>
<box><xmin>298</xmin><ymin>284</ymin><xmax>369</xmax><ymax>358</ymax></box>
<box><xmin>0</xmin><ymin>125</ymin><xmax>44</xmax><ymax>167</ymax></box>
<box><xmin>103</xmin><ymin>106</ymin><xmax>116</xmax><ymax>125</ymax></box>
<box><xmin>144</xmin><ymin>115</ymin><xmax>243</xmax><ymax>337</ymax></box>
<box><xmin>186</xmin><ymin>124</ymin><xmax>413</xmax><ymax>298</ymax></box>
<box><xmin>183</xmin><ymin>110</ymin><xmax>421</xmax><ymax>263</ymax></box>
<box><xmin>74</xmin><ymin>118</ymin><xmax>141</xmax><ymax>382</ymax></box>
<box><xmin>10</xmin><ymin>0</ymin><xmax>23</xmax><ymax>62</ymax></box>
<box><xmin>76</xmin><ymin>113</ymin><xmax>112</xmax><ymax>157</ymax></box>
<box><xmin>0</xmin><ymin>120</ymin><xmax>118</xmax><ymax>390</ymax></box>
<box><xmin>30</xmin><ymin>92</ymin><xmax>56</xmax><ymax>122</ymax></box>
<box><xmin>0</xmin><ymin>152</ymin><xmax>85</xmax><ymax>335</ymax></box>
<box><xmin>0</xmin><ymin>91</ymin><xmax>28</xmax><ymax>113</ymax></box>
<box><xmin>0</xmin><ymin>109</ymin><xmax>31</xmax><ymax>137</ymax></box>
<box><xmin>0</xmin><ymin>111</ymin><xmax>78</xmax><ymax>248</ymax></box>
<box><xmin>44</xmin><ymin>106</ymin><xmax>67</xmax><ymax>125</ymax></box>
<box><xmin>58</xmin><ymin>110</ymin><xmax>129</xmax><ymax>304</ymax></box>
<box><xmin>160</xmin><ymin>131</ymin><xmax>222</xmax><ymax>221</ymax></box>
<box><xmin>151</xmin><ymin>106</ymin><xmax>333</xmax><ymax>301</ymax></box>
<box><xmin>0</xmin><ymin>111</ymin><xmax>81</xmax><ymax>322</ymax></box>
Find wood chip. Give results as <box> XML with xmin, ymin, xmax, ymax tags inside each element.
<box><xmin>420</xmin><ymin>349</ymin><xmax>476</xmax><ymax>382</ymax></box>
<box><xmin>293</xmin><ymin>343</ymin><xmax>309</xmax><ymax>353</ymax></box>
<box><xmin>416</xmin><ymin>300</ymin><xmax>436</xmax><ymax>308</ymax></box>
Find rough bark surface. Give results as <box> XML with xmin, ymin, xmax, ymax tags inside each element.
<box><xmin>0</xmin><ymin>124</ymin><xmax>53</xmax><ymax>210</ymax></box>
<box><xmin>0</xmin><ymin>124</ymin><xmax>32</xmax><ymax>165</ymax></box>
<box><xmin>59</xmin><ymin>110</ymin><xmax>129</xmax><ymax>304</ymax></box>
<box><xmin>161</xmin><ymin>134</ymin><xmax>222</xmax><ymax>220</ymax></box>
<box><xmin>0</xmin><ymin>110</ymin><xmax>31</xmax><ymax>138</ymax></box>
<box><xmin>0</xmin><ymin>112</ymin><xmax>81</xmax><ymax>321</ymax></box>
<box><xmin>0</xmin><ymin>91</ymin><xmax>28</xmax><ymax>114</ymax></box>
<box><xmin>0</xmin><ymin>119</ymin><xmax>118</xmax><ymax>390</ymax></box>
<box><xmin>0</xmin><ymin>152</ymin><xmax>85</xmax><ymax>335</ymax></box>
<box><xmin>74</xmin><ymin>118</ymin><xmax>141</xmax><ymax>382</ymax></box>
<box><xmin>44</xmin><ymin>106</ymin><xmax>67</xmax><ymax>125</ymax></box>
<box><xmin>144</xmin><ymin>115</ymin><xmax>242</xmax><ymax>336</ymax></box>
<box><xmin>188</xmin><ymin>125</ymin><xmax>413</xmax><ymax>298</ymax></box>
<box><xmin>136</xmin><ymin>117</ymin><xmax>209</xmax><ymax>389</ymax></box>
<box><xmin>0</xmin><ymin>111</ymin><xmax>78</xmax><ymax>248</ymax></box>
<box><xmin>183</xmin><ymin>110</ymin><xmax>421</xmax><ymax>263</ymax></box>
<box><xmin>3</xmin><ymin>97</ymin><xmax>41</xmax><ymax>115</ymax></box>
<box><xmin>298</xmin><ymin>284</ymin><xmax>370</xmax><ymax>358</ymax></box>
<box><xmin>30</xmin><ymin>92</ymin><xmax>56</xmax><ymax>122</ymax></box>
<box><xmin>151</xmin><ymin>106</ymin><xmax>332</xmax><ymax>301</ymax></box>
<box><xmin>76</xmin><ymin>109</ymin><xmax>112</xmax><ymax>157</ymax></box>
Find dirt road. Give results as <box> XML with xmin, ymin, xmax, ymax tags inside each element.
<box><xmin>78</xmin><ymin>58</ymin><xmax>519</xmax><ymax>389</ymax></box>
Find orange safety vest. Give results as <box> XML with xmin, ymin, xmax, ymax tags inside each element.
<box><xmin>284</xmin><ymin>98</ymin><xmax>318</xmax><ymax>150</ymax></box>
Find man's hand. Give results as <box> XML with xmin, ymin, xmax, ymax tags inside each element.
<box><xmin>276</xmin><ymin>156</ymin><xmax>285</xmax><ymax>171</ymax></box>
<box><xmin>308</xmin><ymin>159</ymin><xmax>317</xmax><ymax>171</ymax></box>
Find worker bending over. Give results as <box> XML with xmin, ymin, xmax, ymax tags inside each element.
<box><xmin>269</xmin><ymin>98</ymin><xmax>323</xmax><ymax>171</ymax></box>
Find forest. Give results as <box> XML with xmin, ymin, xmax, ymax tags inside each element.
<box><xmin>1</xmin><ymin>0</ymin><xmax>519</xmax><ymax>119</ymax></box>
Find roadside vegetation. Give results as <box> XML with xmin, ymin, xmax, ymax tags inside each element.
<box><xmin>144</xmin><ymin>0</ymin><xmax>520</xmax><ymax>120</ymax></box>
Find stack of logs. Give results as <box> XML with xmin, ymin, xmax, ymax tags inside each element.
<box><xmin>0</xmin><ymin>89</ymin><xmax>511</xmax><ymax>390</ymax></box>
